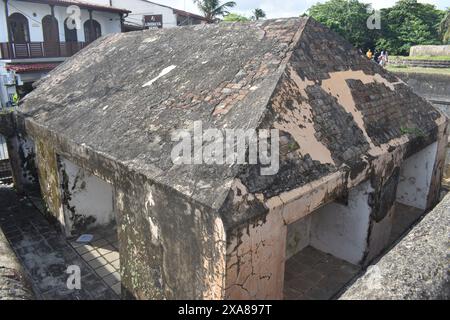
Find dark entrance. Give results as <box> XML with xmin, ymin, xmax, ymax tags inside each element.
<box><xmin>42</xmin><ymin>15</ymin><xmax>60</xmax><ymax>56</ymax></box>
<box><xmin>8</xmin><ymin>13</ymin><xmax>30</xmax><ymax>43</ymax></box>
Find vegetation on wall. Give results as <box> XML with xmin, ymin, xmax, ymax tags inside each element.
<box><xmin>223</xmin><ymin>13</ymin><xmax>250</xmax><ymax>22</ymax></box>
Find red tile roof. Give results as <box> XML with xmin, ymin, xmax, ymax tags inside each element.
<box><xmin>173</xmin><ymin>8</ymin><xmax>210</xmax><ymax>22</ymax></box>
<box><xmin>17</xmin><ymin>0</ymin><xmax>131</xmax><ymax>14</ymax></box>
<box><xmin>6</xmin><ymin>63</ymin><xmax>60</xmax><ymax>73</ymax></box>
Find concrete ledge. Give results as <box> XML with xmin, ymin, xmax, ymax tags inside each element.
<box><xmin>339</xmin><ymin>194</ymin><xmax>450</xmax><ymax>300</ymax></box>
<box><xmin>410</xmin><ymin>45</ymin><xmax>450</xmax><ymax>57</ymax></box>
<box><xmin>390</xmin><ymin>58</ymin><xmax>450</xmax><ymax>68</ymax></box>
<box><xmin>0</xmin><ymin>228</ymin><xmax>34</xmax><ymax>300</ymax></box>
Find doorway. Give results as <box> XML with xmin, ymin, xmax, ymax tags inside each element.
<box><xmin>42</xmin><ymin>15</ymin><xmax>60</xmax><ymax>56</ymax></box>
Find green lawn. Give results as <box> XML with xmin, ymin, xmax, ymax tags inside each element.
<box><xmin>390</xmin><ymin>55</ymin><xmax>450</xmax><ymax>61</ymax></box>
<box><xmin>386</xmin><ymin>65</ymin><xmax>450</xmax><ymax>75</ymax></box>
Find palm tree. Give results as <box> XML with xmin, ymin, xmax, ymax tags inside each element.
<box><xmin>194</xmin><ymin>0</ymin><xmax>237</xmax><ymax>22</ymax></box>
<box><xmin>253</xmin><ymin>8</ymin><xmax>266</xmax><ymax>21</ymax></box>
<box><xmin>440</xmin><ymin>9</ymin><xmax>450</xmax><ymax>44</ymax></box>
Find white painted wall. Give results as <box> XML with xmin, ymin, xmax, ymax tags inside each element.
<box><xmin>60</xmin><ymin>157</ymin><xmax>115</xmax><ymax>236</ymax></box>
<box><xmin>285</xmin><ymin>182</ymin><xmax>374</xmax><ymax>265</ymax></box>
<box><xmin>309</xmin><ymin>181</ymin><xmax>374</xmax><ymax>265</ymax></box>
<box><xmin>0</xmin><ymin>1</ymin><xmax>7</xmax><ymax>43</ymax></box>
<box><xmin>396</xmin><ymin>142</ymin><xmax>438</xmax><ymax>210</ymax></box>
<box><xmin>0</xmin><ymin>0</ymin><xmax>122</xmax><ymax>44</ymax></box>
<box><xmin>84</xmin><ymin>0</ymin><xmax>178</xmax><ymax>28</ymax></box>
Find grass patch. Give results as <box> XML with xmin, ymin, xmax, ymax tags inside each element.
<box><xmin>400</xmin><ymin>127</ymin><xmax>425</xmax><ymax>137</ymax></box>
<box><xmin>390</xmin><ymin>55</ymin><xmax>450</xmax><ymax>61</ymax></box>
<box><xmin>386</xmin><ymin>65</ymin><xmax>450</xmax><ymax>75</ymax></box>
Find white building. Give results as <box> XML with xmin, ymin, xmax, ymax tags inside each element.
<box><xmin>0</xmin><ymin>0</ymin><xmax>129</xmax><ymax>108</ymax></box>
<box><xmin>85</xmin><ymin>0</ymin><xmax>209</xmax><ymax>31</ymax></box>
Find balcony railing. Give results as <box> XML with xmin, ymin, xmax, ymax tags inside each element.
<box><xmin>0</xmin><ymin>41</ymin><xmax>88</xmax><ymax>60</ymax></box>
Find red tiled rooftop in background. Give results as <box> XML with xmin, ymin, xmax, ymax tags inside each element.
<box><xmin>6</xmin><ymin>63</ymin><xmax>60</xmax><ymax>73</ymax></box>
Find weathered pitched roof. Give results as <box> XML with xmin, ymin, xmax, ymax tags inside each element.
<box><xmin>20</xmin><ymin>18</ymin><xmax>445</xmax><ymax>217</ymax></box>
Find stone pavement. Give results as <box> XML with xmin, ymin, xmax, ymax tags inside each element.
<box><xmin>0</xmin><ymin>226</ymin><xmax>34</xmax><ymax>300</ymax></box>
<box><xmin>69</xmin><ymin>228</ymin><xmax>121</xmax><ymax>296</ymax></box>
<box><xmin>0</xmin><ymin>184</ymin><xmax>118</xmax><ymax>300</ymax></box>
<box><xmin>284</xmin><ymin>246</ymin><xmax>360</xmax><ymax>300</ymax></box>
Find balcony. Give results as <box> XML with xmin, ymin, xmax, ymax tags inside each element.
<box><xmin>0</xmin><ymin>42</ymin><xmax>88</xmax><ymax>60</ymax></box>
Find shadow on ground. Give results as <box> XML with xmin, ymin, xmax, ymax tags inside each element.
<box><xmin>0</xmin><ymin>183</ymin><xmax>118</xmax><ymax>300</ymax></box>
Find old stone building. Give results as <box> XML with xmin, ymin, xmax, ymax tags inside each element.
<box><xmin>3</xmin><ymin>18</ymin><xmax>447</xmax><ymax>299</ymax></box>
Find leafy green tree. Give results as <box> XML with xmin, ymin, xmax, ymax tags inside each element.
<box><xmin>308</xmin><ymin>0</ymin><xmax>376</xmax><ymax>50</ymax></box>
<box><xmin>440</xmin><ymin>9</ymin><xmax>450</xmax><ymax>44</ymax></box>
<box><xmin>253</xmin><ymin>8</ymin><xmax>266</xmax><ymax>20</ymax></box>
<box><xmin>377</xmin><ymin>0</ymin><xmax>444</xmax><ymax>55</ymax></box>
<box><xmin>194</xmin><ymin>0</ymin><xmax>237</xmax><ymax>22</ymax></box>
<box><xmin>223</xmin><ymin>13</ymin><xmax>250</xmax><ymax>22</ymax></box>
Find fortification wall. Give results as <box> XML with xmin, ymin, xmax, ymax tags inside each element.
<box><xmin>410</xmin><ymin>45</ymin><xmax>450</xmax><ymax>57</ymax></box>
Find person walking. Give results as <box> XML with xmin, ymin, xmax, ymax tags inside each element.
<box><xmin>378</xmin><ymin>50</ymin><xmax>387</xmax><ymax>67</ymax></box>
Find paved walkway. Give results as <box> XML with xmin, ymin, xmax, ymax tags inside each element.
<box><xmin>0</xmin><ymin>184</ymin><xmax>118</xmax><ymax>300</ymax></box>
<box><xmin>284</xmin><ymin>246</ymin><xmax>360</xmax><ymax>300</ymax></box>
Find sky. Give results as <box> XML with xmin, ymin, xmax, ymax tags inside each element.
<box><xmin>159</xmin><ymin>0</ymin><xmax>449</xmax><ymax>18</ymax></box>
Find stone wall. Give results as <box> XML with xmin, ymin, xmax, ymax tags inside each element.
<box><xmin>339</xmin><ymin>194</ymin><xmax>450</xmax><ymax>300</ymax></box>
<box><xmin>410</xmin><ymin>45</ymin><xmax>450</xmax><ymax>57</ymax></box>
<box><xmin>0</xmin><ymin>113</ymin><xmax>39</xmax><ymax>193</ymax></box>
<box><xmin>394</xmin><ymin>72</ymin><xmax>450</xmax><ymax>107</ymax></box>
<box><xmin>25</xmin><ymin>119</ymin><xmax>227</xmax><ymax>300</ymax></box>
<box><xmin>395</xmin><ymin>72</ymin><xmax>450</xmax><ymax>188</ymax></box>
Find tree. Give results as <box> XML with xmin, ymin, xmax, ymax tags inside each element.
<box><xmin>253</xmin><ymin>8</ymin><xmax>266</xmax><ymax>20</ymax></box>
<box><xmin>440</xmin><ymin>9</ymin><xmax>450</xmax><ymax>44</ymax></box>
<box><xmin>377</xmin><ymin>0</ymin><xmax>444</xmax><ymax>55</ymax></box>
<box><xmin>194</xmin><ymin>0</ymin><xmax>237</xmax><ymax>22</ymax></box>
<box><xmin>223</xmin><ymin>13</ymin><xmax>250</xmax><ymax>22</ymax></box>
<box><xmin>308</xmin><ymin>0</ymin><xmax>376</xmax><ymax>50</ymax></box>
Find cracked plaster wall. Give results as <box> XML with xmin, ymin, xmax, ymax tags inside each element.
<box><xmin>58</xmin><ymin>156</ymin><xmax>115</xmax><ymax>237</ymax></box>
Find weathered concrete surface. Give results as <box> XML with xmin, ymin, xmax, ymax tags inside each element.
<box><xmin>410</xmin><ymin>45</ymin><xmax>450</xmax><ymax>57</ymax></box>
<box><xmin>15</xmin><ymin>18</ymin><xmax>449</xmax><ymax>300</ymax></box>
<box><xmin>0</xmin><ymin>220</ymin><xmax>34</xmax><ymax>300</ymax></box>
<box><xmin>394</xmin><ymin>72</ymin><xmax>450</xmax><ymax>189</ymax></box>
<box><xmin>0</xmin><ymin>113</ymin><xmax>39</xmax><ymax>194</ymax></box>
<box><xmin>394</xmin><ymin>72</ymin><xmax>450</xmax><ymax>107</ymax></box>
<box><xmin>339</xmin><ymin>194</ymin><xmax>450</xmax><ymax>300</ymax></box>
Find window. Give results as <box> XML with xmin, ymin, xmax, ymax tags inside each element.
<box><xmin>8</xmin><ymin>13</ymin><xmax>30</xmax><ymax>43</ymax></box>
<box><xmin>84</xmin><ymin>20</ymin><xmax>102</xmax><ymax>43</ymax></box>
<box><xmin>42</xmin><ymin>15</ymin><xmax>60</xmax><ymax>56</ymax></box>
<box><xmin>42</xmin><ymin>15</ymin><xmax>59</xmax><ymax>43</ymax></box>
<box><xmin>64</xmin><ymin>18</ymin><xmax>78</xmax><ymax>42</ymax></box>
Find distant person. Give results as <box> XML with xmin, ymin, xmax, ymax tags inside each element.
<box><xmin>378</xmin><ymin>50</ymin><xmax>387</xmax><ymax>67</ymax></box>
<box><xmin>374</xmin><ymin>50</ymin><xmax>380</xmax><ymax>63</ymax></box>
<box><xmin>366</xmin><ymin>49</ymin><xmax>373</xmax><ymax>60</ymax></box>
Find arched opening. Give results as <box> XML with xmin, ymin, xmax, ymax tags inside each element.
<box><xmin>84</xmin><ymin>20</ymin><xmax>102</xmax><ymax>43</ymax></box>
<box><xmin>64</xmin><ymin>18</ymin><xmax>78</xmax><ymax>42</ymax></box>
<box><xmin>42</xmin><ymin>15</ymin><xmax>60</xmax><ymax>56</ymax></box>
<box><xmin>64</xmin><ymin>17</ymin><xmax>79</xmax><ymax>56</ymax></box>
<box><xmin>8</xmin><ymin>13</ymin><xmax>30</xmax><ymax>43</ymax></box>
